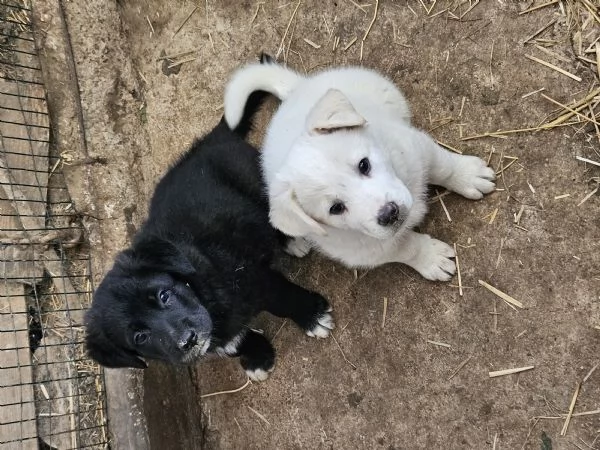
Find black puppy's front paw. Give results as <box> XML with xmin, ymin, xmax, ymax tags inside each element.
<box><xmin>263</xmin><ymin>271</ymin><xmax>335</xmax><ymax>340</ymax></box>
<box><xmin>237</xmin><ymin>331</ymin><xmax>276</xmax><ymax>382</ymax></box>
<box><xmin>300</xmin><ymin>294</ymin><xmax>335</xmax><ymax>339</ymax></box>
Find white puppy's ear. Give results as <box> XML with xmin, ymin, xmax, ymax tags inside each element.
<box><xmin>269</xmin><ymin>177</ymin><xmax>326</xmax><ymax>237</ymax></box>
<box><xmin>307</xmin><ymin>89</ymin><xmax>366</xmax><ymax>135</ymax></box>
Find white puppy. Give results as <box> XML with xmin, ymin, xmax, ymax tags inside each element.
<box><xmin>224</xmin><ymin>57</ymin><xmax>495</xmax><ymax>281</ymax></box>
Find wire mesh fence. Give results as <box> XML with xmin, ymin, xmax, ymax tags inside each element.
<box><xmin>1</xmin><ymin>1</ymin><xmax>109</xmax><ymax>448</ymax></box>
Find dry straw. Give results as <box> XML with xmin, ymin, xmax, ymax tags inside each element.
<box><xmin>489</xmin><ymin>366</ymin><xmax>534</xmax><ymax>377</ymax></box>
<box><xmin>560</xmin><ymin>383</ymin><xmax>581</xmax><ymax>436</ymax></box>
<box><xmin>247</xmin><ymin>406</ymin><xmax>270</xmax><ymax>427</ymax></box>
<box><xmin>427</xmin><ymin>340</ymin><xmax>451</xmax><ymax>348</ymax></box>
<box><xmin>448</xmin><ymin>355</ymin><xmax>472</xmax><ymax>380</ymax></box>
<box><xmin>200</xmin><ymin>378</ymin><xmax>252</xmax><ymax>399</ymax></box>
<box><xmin>478</xmin><ymin>280</ymin><xmax>524</xmax><ymax>309</ymax></box>
<box><xmin>454</xmin><ymin>243</ymin><xmax>463</xmax><ymax>296</ymax></box>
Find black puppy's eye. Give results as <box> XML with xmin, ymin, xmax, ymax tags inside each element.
<box><xmin>158</xmin><ymin>289</ymin><xmax>171</xmax><ymax>306</ymax></box>
<box><xmin>134</xmin><ymin>331</ymin><xmax>149</xmax><ymax>345</ymax></box>
<box><xmin>358</xmin><ymin>158</ymin><xmax>371</xmax><ymax>175</ymax></box>
<box><xmin>329</xmin><ymin>202</ymin><xmax>346</xmax><ymax>215</ymax></box>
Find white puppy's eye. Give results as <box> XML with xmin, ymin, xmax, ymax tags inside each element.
<box><xmin>358</xmin><ymin>158</ymin><xmax>371</xmax><ymax>175</ymax></box>
<box><xmin>329</xmin><ymin>202</ymin><xmax>346</xmax><ymax>215</ymax></box>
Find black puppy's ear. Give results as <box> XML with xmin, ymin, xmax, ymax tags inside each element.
<box><xmin>122</xmin><ymin>237</ymin><xmax>196</xmax><ymax>277</ymax></box>
<box><xmin>85</xmin><ymin>310</ymin><xmax>148</xmax><ymax>369</ymax></box>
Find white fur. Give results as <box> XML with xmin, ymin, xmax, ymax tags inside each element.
<box><xmin>224</xmin><ymin>63</ymin><xmax>495</xmax><ymax>281</ymax></box>
<box><xmin>182</xmin><ymin>337</ymin><xmax>211</xmax><ymax>364</ymax></box>
<box><xmin>284</xmin><ymin>237</ymin><xmax>312</xmax><ymax>257</ymax></box>
<box><xmin>214</xmin><ymin>331</ymin><xmax>246</xmax><ymax>357</ymax></box>
<box><xmin>224</xmin><ymin>63</ymin><xmax>301</xmax><ymax>128</ymax></box>
<box><xmin>306</xmin><ymin>312</ymin><xmax>335</xmax><ymax>338</ymax></box>
<box><xmin>246</xmin><ymin>367</ymin><xmax>272</xmax><ymax>382</ymax></box>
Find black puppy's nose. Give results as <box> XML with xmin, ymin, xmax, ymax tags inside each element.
<box><xmin>377</xmin><ymin>202</ymin><xmax>400</xmax><ymax>226</ymax></box>
<box><xmin>179</xmin><ymin>330</ymin><xmax>198</xmax><ymax>351</ymax></box>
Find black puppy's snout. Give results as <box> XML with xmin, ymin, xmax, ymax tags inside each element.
<box><xmin>179</xmin><ymin>330</ymin><xmax>198</xmax><ymax>351</ymax></box>
<box><xmin>377</xmin><ymin>202</ymin><xmax>400</xmax><ymax>226</ymax></box>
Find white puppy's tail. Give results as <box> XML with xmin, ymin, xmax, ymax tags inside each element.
<box><xmin>224</xmin><ymin>54</ymin><xmax>302</xmax><ymax>129</ymax></box>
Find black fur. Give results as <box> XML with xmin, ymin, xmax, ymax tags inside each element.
<box><xmin>85</xmin><ymin>96</ymin><xmax>332</xmax><ymax>376</ymax></box>
<box><xmin>259</xmin><ymin>52</ymin><xmax>274</xmax><ymax>64</ymax></box>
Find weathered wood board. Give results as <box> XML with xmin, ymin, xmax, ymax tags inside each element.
<box><xmin>0</xmin><ymin>283</ymin><xmax>37</xmax><ymax>450</ymax></box>
<box><xmin>0</xmin><ymin>72</ymin><xmax>47</xmax><ymax>448</ymax></box>
<box><xmin>1</xmin><ymin>5</ymin><xmax>85</xmax><ymax>448</ymax></box>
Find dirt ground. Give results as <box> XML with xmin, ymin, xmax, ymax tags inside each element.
<box><xmin>37</xmin><ymin>0</ymin><xmax>600</xmax><ymax>449</ymax></box>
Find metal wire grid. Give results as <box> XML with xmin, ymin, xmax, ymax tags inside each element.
<box><xmin>1</xmin><ymin>1</ymin><xmax>109</xmax><ymax>448</ymax></box>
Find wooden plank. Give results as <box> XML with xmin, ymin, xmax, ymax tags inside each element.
<box><xmin>0</xmin><ymin>47</ymin><xmax>56</xmax><ymax>447</ymax></box>
<box><xmin>35</xmin><ymin>250</ymin><xmax>84</xmax><ymax>449</ymax></box>
<box><xmin>0</xmin><ymin>78</ymin><xmax>49</xmax><ymax>223</ymax></box>
<box><xmin>32</xmin><ymin>341</ymin><xmax>80</xmax><ymax>450</ymax></box>
<box><xmin>0</xmin><ymin>438</ymin><xmax>37</xmax><ymax>450</ymax></box>
<box><xmin>0</xmin><ymin>284</ymin><xmax>37</xmax><ymax>448</ymax></box>
<box><xmin>0</xmin><ymin>292</ymin><xmax>28</xmax><ymax>314</ymax></box>
<box><xmin>1</xmin><ymin>11</ymin><xmax>83</xmax><ymax>449</ymax></box>
<box><xmin>0</xmin><ymin>244</ymin><xmax>42</xmax><ymax>284</ymax></box>
<box><xmin>0</xmin><ymin>423</ymin><xmax>38</xmax><ymax>449</ymax></box>
<box><xmin>0</xmin><ymin>77</ymin><xmax>48</xmax><ymax>283</ymax></box>
<box><xmin>44</xmin><ymin>250</ymin><xmax>86</xmax><ymax>326</ymax></box>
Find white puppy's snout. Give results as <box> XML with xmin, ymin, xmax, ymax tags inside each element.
<box><xmin>377</xmin><ymin>202</ymin><xmax>409</xmax><ymax>227</ymax></box>
<box><xmin>377</xmin><ymin>185</ymin><xmax>413</xmax><ymax>227</ymax></box>
<box><xmin>377</xmin><ymin>202</ymin><xmax>399</xmax><ymax>226</ymax></box>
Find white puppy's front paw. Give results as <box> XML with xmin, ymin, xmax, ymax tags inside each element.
<box><xmin>285</xmin><ymin>237</ymin><xmax>311</xmax><ymax>258</ymax></box>
<box><xmin>306</xmin><ymin>312</ymin><xmax>335</xmax><ymax>338</ymax></box>
<box><xmin>447</xmin><ymin>155</ymin><xmax>496</xmax><ymax>200</ymax></box>
<box><xmin>410</xmin><ymin>237</ymin><xmax>456</xmax><ymax>281</ymax></box>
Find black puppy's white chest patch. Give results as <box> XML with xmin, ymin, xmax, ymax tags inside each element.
<box><xmin>214</xmin><ymin>330</ymin><xmax>247</xmax><ymax>357</ymax></box>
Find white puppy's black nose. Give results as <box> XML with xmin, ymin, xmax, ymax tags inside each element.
<box><xmin>179</xmin><ymin>330</ymin><xmax>198</xmax><ymax>350</ymax></box>
<box><xmin>377</xmin><ymin>202</ymin><xmax>400</xmax><ymax>226</ymax></box>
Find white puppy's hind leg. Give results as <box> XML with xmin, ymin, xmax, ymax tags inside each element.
<box><xmin>392</xmin><ymin>230</ymin><xmax>456</xmax><ymax>281</ymax></box>
<box><xmin>415</xmin><ymin>130</ymin><xmax>496</xmax><ymax>199</ymax></box>
<box><xmin>284</xmin><ymin>237</ymin><xmax>312</xmax><ymax>258</ymax></box>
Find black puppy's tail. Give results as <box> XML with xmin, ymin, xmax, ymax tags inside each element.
<box><xmin>227</xmin><ymin>89</ymin><xmax>269</xmax><ymax>139</ymax></box>
<box><xmin>223</xmin><ymin>53</ymin><xmax>302</xmax><ymax>133</ymax></box>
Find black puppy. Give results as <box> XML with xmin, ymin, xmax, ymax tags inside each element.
<box><xmin>85</xmin><ymin>94</ymin><xmax>334</xmax><ymax>381</ymax></box>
